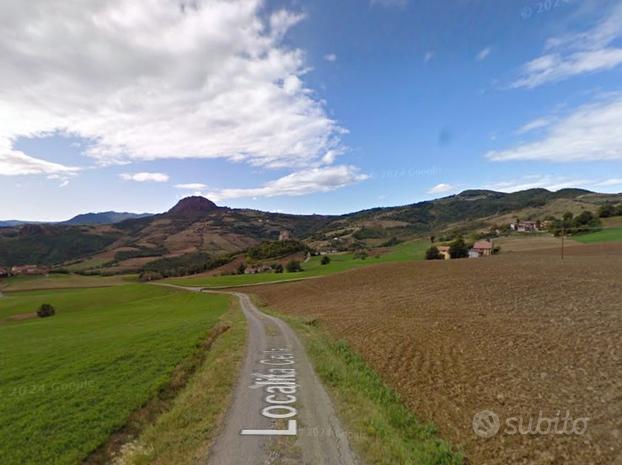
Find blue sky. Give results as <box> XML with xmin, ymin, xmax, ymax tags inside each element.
<box><xmin>1</xmin><ymin>0</ymin><xmax>621</xmax><ymax>221</ymax></box>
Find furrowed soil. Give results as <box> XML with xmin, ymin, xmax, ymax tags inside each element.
<box><xmin>248</xmin><ymin>243</ymin><xmax>622</xmax><ymax>465</ymax></box>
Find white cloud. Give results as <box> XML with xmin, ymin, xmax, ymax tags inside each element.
<box><xmin>483</xmin><ymin>175</ymin><xmax>591</xmax><ymax>193</ymax></box>
<box><xmin>120</xmin><ymin>172</ymin><xmax>169</xmax><ymax>183</ymax></box>
<box><xmin>597</xmin><ymin>178</ymin><xmax>622</xmax><ymax>187</ymax></box>
<box><xmin>205</xmin><ymin>165</ymin><xmax>368</xmax><ymax>201</ymax></box>
<box><xmin>175</xmin><ymin>183</ymin><xmax>208</xmax><ymax>190</ymax></box>
<box><xmin>424</xmin><ymin>51</ymin><xmax>435</xmax><ymax>63</ymax></box>
<box><xmin>487</xmin><ymin>94</ymin><xmax>622</xmax><ymax>162</ymax></box>
<box><xmin>516</xmin><ymin>117</ymin><xmax>555</xmax><ymax>134</ymax></box>
<box><xmin>324</xmin><ymin>53</ymin><xmax>337</xmax><ymax>62</ymax></box>
<box><xmin>370</xmin><ymin>0</ymin><xmax>409</xmax><ymax>8</ymax></box>
<box><xmin>427</xmin><ymin>183</ymin><xmax>455</xmax><ymax>195</ymax></box>
<box><xmin>0</xmin><ymin>142</ymin><xmax>80</xmax><ymax>176</ymax></box>
<box><xmin>476</xmin><ymin>46</ymin><xmax>492</xmax><ymax>61</ymax></box>
<box><xmin>0</xmin><ymin>0</ymin><xmax>346</xmax><ymax>171</ymax></box>
<box><xmin>511</xmin><ymin>4</ymin><xmax>622</xmax><ymax>88</ymax></box>
<box><xmin>59</xmin><ymin>180</ymin><xmax>70</xmax><ymax>188</ymax></box>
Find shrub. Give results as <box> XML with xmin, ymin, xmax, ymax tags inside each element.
<box><xmin>353</xmin><ymin>250</ymin><xmax>369</xmax><ymax>260</ymax></box>
<box><xmin>273</xmin><ymin>263</ymin><xmax>284</xmax><ymax>273</ymax></box>
<box><xmin>380</xmin><ymin>237</ymin><xmax>401</xmax><ymax>247</ymax></box>
<box><xmin>236</xmin><ymin>263</ymin><xmax>247</xmax><ymax>275</ymax></box>
<box><xmin>321</xmin><ymin>255</ymin><xmax>331</xmax><ymax>265</ymax></box>
<box><xmin>286</xmin><ymin>260</ymin><xmax>302</xmax><ymax>273</ymax></box>
<box><xmin>425</xmin><ymin>246</ymin><xmax>442</xmax><ymax>260</ymax></box>
<box><xmin>37</xmin><ymin>304</ymin><xmax>56</xmax><ymax>318</ymax></box>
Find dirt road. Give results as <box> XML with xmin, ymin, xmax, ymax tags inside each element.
<box><xmin>206</xmin><ymin>292</ymin><xmax>359</xmax><ymax>465</ymax></box>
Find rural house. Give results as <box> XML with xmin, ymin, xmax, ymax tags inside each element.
<box><xmin>471</xmin><ymin>240</ymin><xmax>494</xmax><ymax>257</ymax></box>
<box><xmin>10</xmin><ymin>265</ymin><xmax>49</xmax><ymax>276</ymax></box>
<box><xmin>278</xmin><ymin>230</ymin><xmax>292</xmax><ymax>241</ymax></box>
<box><xmin>244</xmin><ymin>264</ymin><xmax>273</xmax><ymax>275</ymax></box>
<box><xmin>437</xmin><ymin>245</ymin><xmax>451</xmax><ymax>260</ymax></box>
<box><xmin>510</xmin><ymin>221</ymin><xmax>539</xmax><ymax>232</ymax></box>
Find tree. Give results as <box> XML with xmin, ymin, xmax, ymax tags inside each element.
<box><xmin>273</xmin><ymin>263</ymin><xmax>284</xmax><ymax>273</ymax></box>
<box><xmin>425</xmin><ymin>246</ymin><xmax>442</xmax><ymax>260</ymax></box>
<box><xmin>286</xmin><ymin>260</ymin><xmax>302</xmax><ymax>273</ymax></box>
<box><xmin>353</xmin><ymin>250</ymin><xmax>368</xmax><ymax>260</ymax></box>
<box><xmin>37</xmin><ymin>303</ymin><xmax>56</xmax><ymax>318</ymax></box>
<box><xmin>320</xmin><ymin>255</ymin><xmax>331</xmax><ymax>265</ymax></box>
<box><xmin>598</xmin><ymin>203</ymin><xmax>616</xmax><ymax>218</ymax></box>
<box><xmin>236</xmin><ymin>263</ymin><xmax>247</xmax><ymax>275</ymax></box>
<box><xmin>449</xmin><ymin>238</ymin><xmax>469</xmax><ymax>259</ymax></box>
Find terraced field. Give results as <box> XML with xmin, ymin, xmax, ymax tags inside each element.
<box><xmin>250</xmin><ymin>243</ymin><xmax>622</xmax><ymax>465</ymax></box>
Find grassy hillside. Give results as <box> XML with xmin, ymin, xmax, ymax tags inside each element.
<box><xmin>0</xmin><ymin>273</ymin><xmax>137</xmax><ymax>292</ymax></box>
<box><xmin>167</xmin><ymin>240</ymin><xmax>428</xmax><ymax>288</ymax></box>
<box><xmin>574</xmin><ymin>226</ymin><xmax>622</xmax><ymax>244</ymax></box>
<box><xmin>0</xmin><ymin>285</ymin><xmax>231</xmax><ymax>465</ymax></box>
<box><xmin>2</xmin><ymin>189</ymin><xmax>620</xmax><ymax>270</ymax></box>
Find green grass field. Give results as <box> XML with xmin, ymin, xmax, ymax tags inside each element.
<box><xmin>0</xmin><ymin>273</ymin><xmax>137</xmax><ymax>292</ymax></box>
<box><xmin>166</xmin><ymin>240</ymin><xmax>428</xmax><ymax>288</ymax></box>
<box><xmin>0</xmin><ymin>285</ymin><xmax>231</xmax><ymax>465</ymax></box>
<box><xmin>574</xmin><ymin>227</ymin><xmax>622</xmax><ymax>244</ymax></box>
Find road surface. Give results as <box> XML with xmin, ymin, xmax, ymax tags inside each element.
<box><xmin>206</xmin><ymin>292</ymin><xmax>360</xmax><ymax>465</ymax></box>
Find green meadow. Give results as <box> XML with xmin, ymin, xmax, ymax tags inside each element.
<box><xmin>0</xmin><ymin>284</ymin><xmax>231</xmax><ymax>465</ymax></box>
<box><xmin>166</xmin><ymin>240</ymin><xmax>428</xmax><ymax>288</ymax></box>
<box><xmin>574</xmin><ymin>226</ymin><xmax>622</xmax><ymax>244</ymax></box>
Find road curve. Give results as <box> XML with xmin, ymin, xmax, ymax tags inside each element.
<box><xmin>206</xmin><ymin>292</ymin><xmax>360</xmax><ymax>465</ymax></box>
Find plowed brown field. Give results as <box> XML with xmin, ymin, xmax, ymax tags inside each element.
<box><xmin>248</xmin><ymin>243</ymin><xmax>622</xmax><ymax>465</ymax></box>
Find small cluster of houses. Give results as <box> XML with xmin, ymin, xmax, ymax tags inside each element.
<box><xmin>0</xmin><ymin>265</ymin><xmax>50</xmax><ymax>278</ymax></box>
<box><xmin>243</xmin><ymin>264</ymin><xmax>274</xmax><ymax>275</ymax></box>
<box><xmin>436</xmin><ymin>239</ymin><xmax>494</xmax><ymax>260</ymax></box>
<box><xmin>510</xmin><ymin>220</ymin><xmax>541</xmax><ymax>232</ymax></box>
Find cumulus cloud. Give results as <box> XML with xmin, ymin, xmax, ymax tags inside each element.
<box><xmin>0</xmin><ymin>0</ymin><xmax>346</xmax><ymax>173</ymax></box>
<box><xmin>511</xmin><ymin>3</ymin><xmax>622</xmax><ymax>88</ymax></box>
<box><xmin>205</xmin><ymin>165</ymin><xmax>368</xmax><ymax>201</ymax></box>
<box><xmin>427</xmin><ymin>183</ymin><xmax>455</xmax><ymax>195</ymax></box>
<box><xmin>487</xmin><ymin>94</ymin><xmax>622</xmax><ymax>162</ymax></box>
<box><xmin>476</xmin><ymin>46</ymin><xmax>492</xmax><ymax>61</ymax></box>
<box><xmin>324</xmin><ymin>53</ymin><xmax>337</xmax><ymax>62</ymax></box>
<box><xmin>120</xmin><ymin>172</ymin><xmax>170</xmax><ymax>182</ymax></box>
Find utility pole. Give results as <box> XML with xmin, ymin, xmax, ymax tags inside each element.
<box><xmin>561</xmin><ymin>225</ymin><xmax>565</xmax><ymax>260</ymax></box>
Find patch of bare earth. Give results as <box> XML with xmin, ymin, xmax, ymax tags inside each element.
<box><xmin>249</xmin><ymin>243</ymin><xmax>622</xmax><ymax>465</ymax></box>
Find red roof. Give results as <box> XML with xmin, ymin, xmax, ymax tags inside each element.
<box><xmin>473</xmin><ymin>240</ymin><xmax>493</xmax><ymax>249</ymax></box>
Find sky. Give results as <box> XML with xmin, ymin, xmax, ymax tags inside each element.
<box><xmin>1</xmin><ymin>0</ymin><xmax>622</xmax><ymax>221</ymax></box>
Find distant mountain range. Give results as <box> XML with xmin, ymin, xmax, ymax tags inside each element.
<box><xmin>0</xmin><ymin>211</ymin><xmax>152</xmax><ymax>228</ymax></box>
<box><xmin>1</xmin><ymin>188</ymin><xmax>620</xmax><ymax>270</ymax></box>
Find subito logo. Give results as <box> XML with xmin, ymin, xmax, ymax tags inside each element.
<box><xmin>472</xmin><ymin>410</ymin><xmax>500</xmax><ymax>438</ymax></box>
